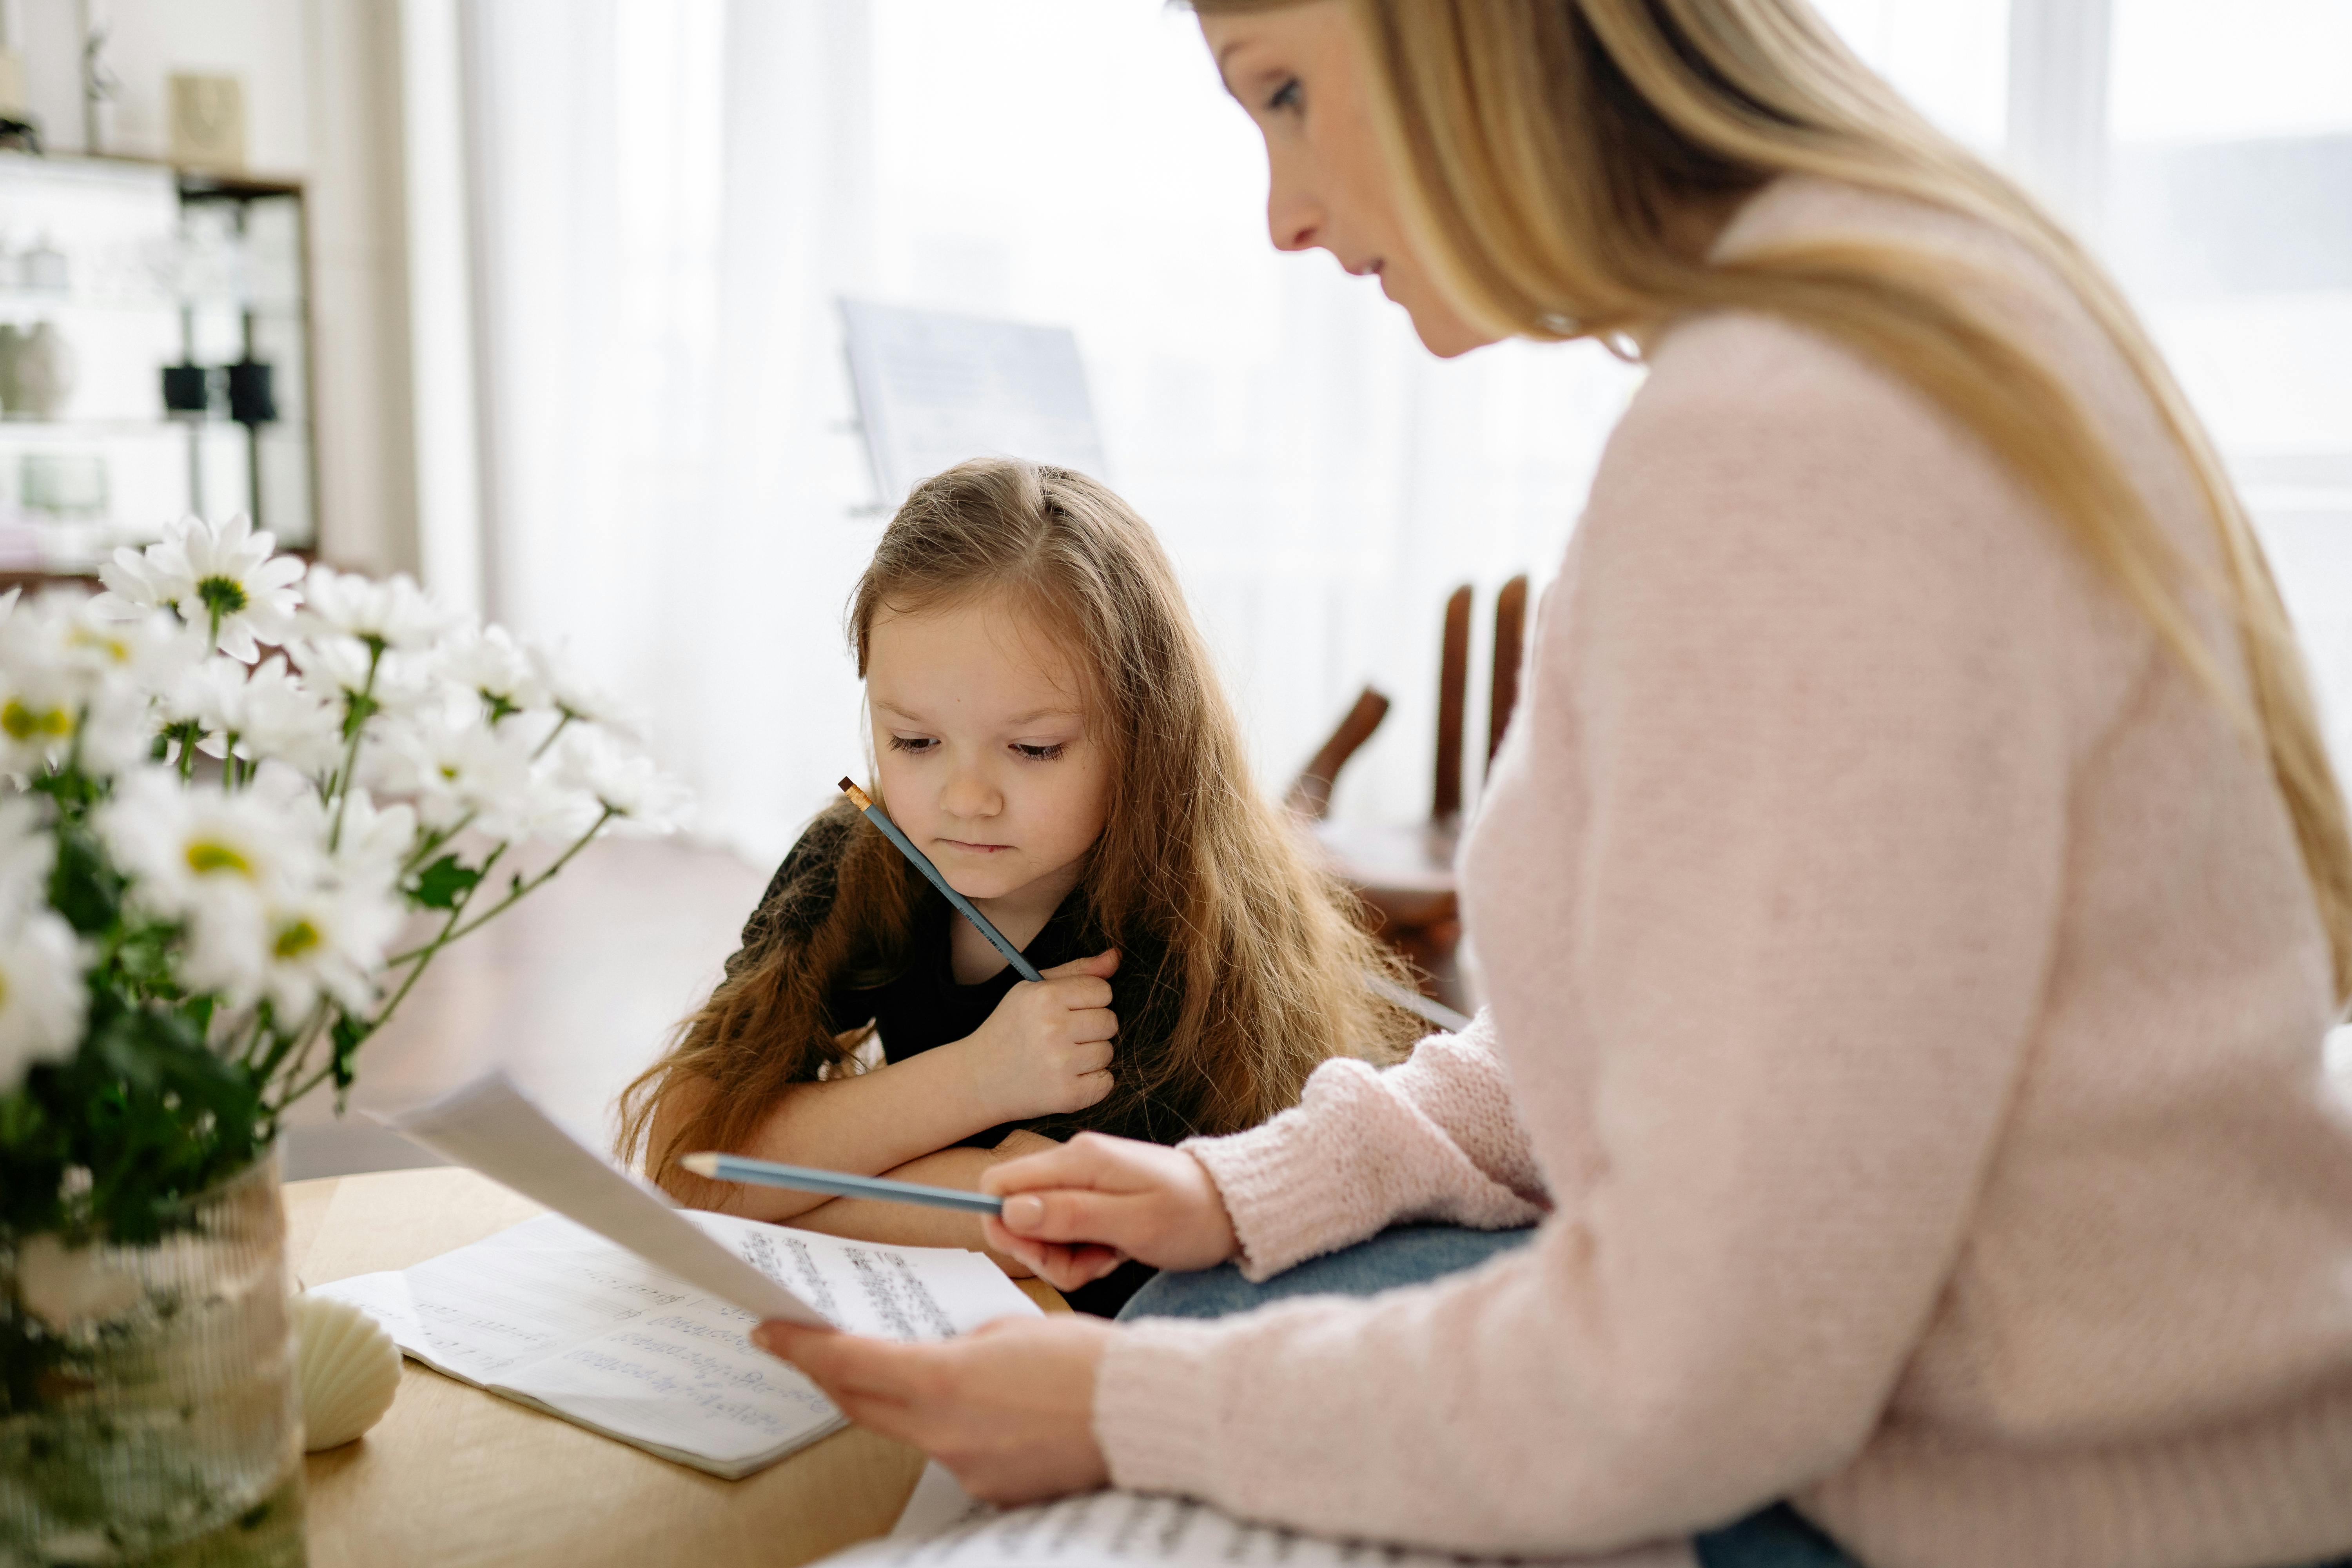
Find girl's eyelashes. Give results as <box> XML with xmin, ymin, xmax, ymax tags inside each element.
<box><xmin>1267</xmin><ymin>76</ymin><xmax>1302</xmax><ymax>114</ymax></box>
<box><xmin>1012</xmin><ymin>742</ymin><xmax>1067</xmax><ymax>762</ymax></box>
<box><xmin>886</xmin><ymin>735</ymin><xmax>937</xmax><ymax>755</ymax></box>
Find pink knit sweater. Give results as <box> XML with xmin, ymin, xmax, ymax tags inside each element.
<box><xmin>1092</xmin><ymin>179</ymin><xmax>2352</xmax><ymax>1568</ymax></box>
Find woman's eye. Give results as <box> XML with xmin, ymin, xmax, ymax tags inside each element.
<box><xmin>1012</xmin><ymin>742</ymin><xmax>1066</xmax><ymax>762</ymax></box>
<box><xmin>1267</xmin><ymin>77</ymin><xmax>1301</xmax><ymax>114</ymax></box>
<box><xmin>887</xmin><ymin>735</ymin><xmax>936</xmax><ymax>754</ymax></box>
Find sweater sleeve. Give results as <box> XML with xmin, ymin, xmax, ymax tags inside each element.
<box><xmin>1182</xmin><ymin>1011</ymin><xmax>1551</xmax><ymax>1281</ymax></box>
<box><xmin>1094</xmin><ymin>314</ymin><xmax>2118</xmax><ymax>1553</ymax></box>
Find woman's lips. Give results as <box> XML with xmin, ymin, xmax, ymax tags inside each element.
<box><xmin>939</xmin><ymin>838</ymin><xmax>1012</xmax><ymax>854</ymax></box>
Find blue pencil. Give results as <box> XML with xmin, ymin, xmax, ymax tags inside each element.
<box><xmin>679</xmin><ymin>1151</ymin><xmax>1005</xmax><ymax>1214</ymax></box>
<box><xmin>840</xmin><ymin>777</ymin><xmax>1044</xmax><ymax>983</ymax></box>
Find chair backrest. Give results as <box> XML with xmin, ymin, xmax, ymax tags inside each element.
<box><xmin>1285</xmin><ymin>686</ymin><xmax>1390</xmax><ymax>821</ymax></box>
<box><xmin>1432</xmin><ymin>584</ymin><xmax>1472</xmax><ymax>821</ymax></box>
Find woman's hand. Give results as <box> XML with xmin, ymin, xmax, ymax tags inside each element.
<box><xmin>754</xmin><ymin>1314</ymin><xmax>1116</xmax><ymax>1504</ymax></box>
<box><xmin>959</xmin><ymin>952</ymin><xmax>1121</xmax><ymax>1122</ymax></box>
<box><xmin>981</xmin><ymin>1133</ymin><xmax>1240</xmax><ymax>1292</ymax></box>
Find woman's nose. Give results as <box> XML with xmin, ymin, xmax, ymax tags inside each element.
<box><xmin>1266</xmin><ymin>148</ymin><xmax>1323</xmax><ymax>253</ymax></box>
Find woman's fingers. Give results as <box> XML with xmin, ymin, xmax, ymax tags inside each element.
<box><xmin>996</xmin><ymin>1187</ymin><xmax>1132</xmax><ymax>1243</ymax></box>
<box><xmin>981</xmin><ymin>1130</ymin><xmax>1137</xmax><ymax>1197</ymax></box>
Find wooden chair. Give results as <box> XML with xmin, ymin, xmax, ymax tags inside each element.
<box><xmin>1292</xmin><ymin>576</ymin><xmax>1531</xmax><ymax>1011</ymax></box>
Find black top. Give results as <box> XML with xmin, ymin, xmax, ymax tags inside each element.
<box><xmin>730</xmin><ymin>803</ymin><xmax>1173</xmax><ymax>1314</ymax></box>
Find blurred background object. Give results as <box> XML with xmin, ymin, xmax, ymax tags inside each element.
<box><xmin>166</xmin><ymin>69</ymin><xmax>243</xmax><ymax>172</ymax></box>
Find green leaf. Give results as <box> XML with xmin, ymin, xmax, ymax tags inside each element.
<box><xmin>410</xmin><ymin>854</ymin><xmax>481</xmax><ymax>910</ymax></box>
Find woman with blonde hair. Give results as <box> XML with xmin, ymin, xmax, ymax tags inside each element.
<box><xmin>751</xmin><ymin>4</ymin><xmax>2352</xmax><ymax>1563</ymax></box>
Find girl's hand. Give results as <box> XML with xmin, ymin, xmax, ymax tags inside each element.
<box><xmin>752</xmin><ymin>1314</ymin><xmax>1114</xmax><ymax>1504</ymax></box>
<box><xmin>962</xmin><ymin>951</ymin><xmax>1120</xmax><ymax>1123</ymax></box>
<box><xmin>980</xmin><ymin>1133</ymin><xmax>1240</xmax><ymax>1292</ymax></box>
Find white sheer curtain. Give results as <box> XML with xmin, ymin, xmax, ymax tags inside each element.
<box><xmin>454</xmin><ymin>0</ymin><xmax>2352</xmax><ymax>862</ymax></box>
<box><xmin>463</xmin><ymin>0</ymin><xmax>877</xmax><ymax>862</ymax></box>
<box><xmin>459</xmin><ymin>0</ymin><xmax>1642</xmax><ymax>858</ymax></box>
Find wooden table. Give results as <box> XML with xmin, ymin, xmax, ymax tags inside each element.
<box><xmin>289</xmin><ymin>1167</ymin><xmax>1064</xmax><ymax>1568</ymax></box>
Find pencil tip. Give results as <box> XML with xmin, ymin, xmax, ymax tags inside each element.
<box><xmin>679</xmin><ymin>1152</ymin><xmax>720</xmax><ymax>1178</ymax></box>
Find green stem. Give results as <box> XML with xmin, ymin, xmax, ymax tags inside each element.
<box><xmin>257</xmin><ymin>1005</ymin><xmax>333</xmax><ymax>1121</ymax></box>
<box><xmin>328</xmin><ymin>644</ymin><xmax>383</xmax><ymax>852</ymax></box>
<box><xmin>382</xmin><ymin>810</ymin><xmax>609</xmax><ymax>964</ymax></box>
<box><xmin>400</xmin><ymin>809</ymin><xmax>478</xmax><ymax>877</ymax></box>
<box><xmin>530</xmin><ymin>711</ymin><xmax>575</xmax><ymax>760</ymax></box>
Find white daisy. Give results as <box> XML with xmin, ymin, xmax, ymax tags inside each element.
<box><xmin>432</xmin><ymin>624</ymin><xmax>548</xmax><ymax>726</ymax></box>
<box><xmin>524</xmin><ymin>636</ymin><xmax>635</xmax><ymax>734</ymax></box>
<box><xmin>249</xmin><ymin>881</ymin><xmax>398</xmax><ymax>1018</ymax></box>
<box><xmin>555</xmin><ymin>724</ymin><xmax>691</xmax><ymax>835</ymax></box>
<box><xmin>0</xmin><ymin>593</ymin><xmax>163</xmax><ymax>780</ymax></box>
<box><xmin>94</xmin><ymin>514</ymin><xmax>304</xmax><ymax>663</ymax></box>
<box><xmin>289</xmin><ymin>634</ymin><xmax>437</xmax><ymax>730</ymax></box>
<box><xmin>154</xmin><ymin>656</ymin><xmax>253</xmax><ymax>765</ymax></box>
<box><xmin>216</xmin><ymin>656</ymin><xmax>344</xmax><ymax>778</ymax></box>
<box><xmin>301</xmin><ymin>564</ymin><xmax>452</xmax><ymax>652</ymax></box>
<box><xmin>368</xmin><ymin>712</ymin><xmax>539</xmax><ymax>836</ymax></box>
<box><xmin>0</xmin><ymin>907</ymin><xmax>88</xmax><ymax>1091</ymax></box>
<box><xmin>99</xmin><ymin>767</ymin><xmax>328</xmax><ymax>917</ymax></box>
<box><xmin>328</xmin><ymin>787</ymin><xmax>417</xmax><ymax>899</ymax></box>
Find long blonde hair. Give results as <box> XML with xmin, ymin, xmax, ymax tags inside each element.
<box><xmin>618</xmin><ymin>458</ymin><xmax>1421</xmax><ymax>1191</ymax></box>
<box><xmin>1197</xmin><ymin>0</ymin><xmax>2352</xmax><ymax>1002</ymax></box>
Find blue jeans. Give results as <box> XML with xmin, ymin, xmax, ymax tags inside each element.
<box><xmin>1119</xmin><ymin>1225</ymin><xmax>2351</xmax><ymax>1568</ymax></box>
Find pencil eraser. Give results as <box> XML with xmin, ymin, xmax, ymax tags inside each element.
<box><xmin>838</xmin><ymin>776</ymin><xmax>857</xmax><ymax>793</ymax></box>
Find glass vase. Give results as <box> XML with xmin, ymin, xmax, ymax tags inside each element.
<box><xmin>0</xmin><ymin>1152</ymin><xmax>305</xmax><ymax>1568</ymax></box>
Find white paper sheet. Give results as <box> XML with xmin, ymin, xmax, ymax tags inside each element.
<box><xmin>322</xmin><ymin>1071</ymin><xmax>1042</xmax><ymax>1477</ymax></box>
<box><xmin>368</xmin><ymin>1070</ymin><xmax>827</xmax><ymax>1328</ymax></box>
<box><xmin>843</xmin><ymin>1463</ymin><xmax>1698</xmax><ymax>1568</ymax></box>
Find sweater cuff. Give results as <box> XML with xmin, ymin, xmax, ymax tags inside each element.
<box><xmin>1181</xmin><ymin>1060</ymin><xmax>1388</xmax><ymax>1283</ymax></box>
<box><xmin>1094</xmin><ymin>1317</ymin><xmax>1228</xmax><ymax>1499</ymax></box>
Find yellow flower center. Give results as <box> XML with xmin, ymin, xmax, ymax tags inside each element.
<box><xmin>67</xmin><ymin>627</ymin><xmax>131</xmax><ymax>662</ymax></box>
<box><xmin>185</xmin><ymin>840</ymin><xmax>254</xmax><ymax>878</ymax></box>
<box><xmin>1</xmin><ymin>701</ymin><xmax>73</xmax><ymax>742</ymax></box>
<box><xmin>272</xmin><ymin>919</ymin><xmax>321</xmax><ymax>960</ymax></box>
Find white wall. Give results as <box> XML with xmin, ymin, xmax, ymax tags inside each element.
<box><xmin>4</xmin><ymin>0</ymin><xmax>421</xmax><ymax>578</ymax></box>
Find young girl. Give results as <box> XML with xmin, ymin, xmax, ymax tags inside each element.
<box><xmin>617</xmin><ymin>456</ymin><xmax>1419</xmax><ymax>1313</ymax></box>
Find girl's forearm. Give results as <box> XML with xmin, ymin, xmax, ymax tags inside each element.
<box><xmin>692</xmin><ymin>1043</ymin><xmax>1004</xmax><ymax>1221</ymax></box>
<box><xmin>785</xmin><ymin>1147</ymin><xmax>1035</xmax><ymax>1274</ymax></box>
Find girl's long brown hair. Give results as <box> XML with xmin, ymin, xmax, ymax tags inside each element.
<box><xmin>618</xmin><ymin>458</ymin><xmax>1422</xmax><ymax>1192</ymax></box>
<box><xmin>1198</xmin><ymin>0</ymin><xmax>2352</xmax><ymax>1004</ymax></box>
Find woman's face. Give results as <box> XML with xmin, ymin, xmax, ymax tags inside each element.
<box><xmin>1200</xmin><ymin>1</ymin><xmax>1497</xmax><ymax>358</ymax></box>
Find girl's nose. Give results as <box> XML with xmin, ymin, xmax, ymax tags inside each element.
<box><xmin>939</xmin><ymin>765</ymin><xmax>1001</xmax><ymax>820</ymax></box>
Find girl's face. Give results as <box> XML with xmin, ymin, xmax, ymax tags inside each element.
<box><xmin>865</xmin><ymin>591</ymin><xmax>1112</xmax><ymax>911</ymax></box>
<box><xmin>1200</xmin><ymin>1</ymin><xmax>1497</xmax><ymax>359</ymax></box>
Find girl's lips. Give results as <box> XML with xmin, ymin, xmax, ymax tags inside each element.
<box><xmin>940</xmin><ymin>839</ymin><xmax>1012</xmax><ymax>854</ymax></box>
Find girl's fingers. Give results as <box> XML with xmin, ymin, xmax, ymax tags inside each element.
<box><xmin>1067</xmin><ymin>1009</ymin><xmax>1119</xmax><ymax>1044</ymax></box>
<box><xmin>1038</xmin><ymin>949</ymin><xmax>1119</xmax><ymax>981</ymax></box>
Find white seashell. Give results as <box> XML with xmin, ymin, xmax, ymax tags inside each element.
<box><xmin>291</xmin><ymin>1291</ymin><xmax>401</xmax><ymax>1450</ymax></box>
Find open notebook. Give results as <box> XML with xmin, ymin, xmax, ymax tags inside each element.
<box><xmin>314</xmin><ymin>1073</ymin><xmax>1041</xmax><ymax>1477</ymax></box>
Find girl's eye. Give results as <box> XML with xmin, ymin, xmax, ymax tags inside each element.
<box><xmin>1012</xmin><ymin>742</ymin><xmax>1066</xmax><ymax>762</ymax></box>
<box><xmin>887</xmin><ymin>735</ymin><xmax>936</xmax><ymax>755</ymax></box>
<box><xmin>1267</xmin><ymin>77</ymin><xmax>1302</xmax><ymax>114</ymax></box>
